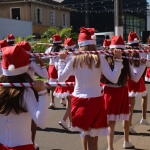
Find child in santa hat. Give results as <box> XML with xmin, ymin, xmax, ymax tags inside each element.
<box><xmin>6</xmin><ymin>34</ymin><xmax>15</xmax><ymax>46</ymax></box>
<box><xmin>45</xmin><ymin>34</ymin><xmax>63</xmax><ymax>109</ymax></box>
<box><xmin>101</xmin><ymin>35</ymin><xmax>146</xmax><ymax>150</ymax></box>
<box><xmin>126</xmin><ymin>32</ymin><xmax>150</xmax><ymax>135</ymax></box>
<box><xmin>53</xmin><ymin>37</ymin><xmax>76</xmax><ymax>130</ymax></box>
<box><xmin>17</xmin><ymin>41</ymin><xmax>48</xmax><ymax>150</ymax></box>
<box><xmin>0</xmin><ymin>45</ymin><xmax>48</xmax><ymax>150</ymax></box>
<box><xmin>57</xmin><ymin>26</ymin><xmax>123</xmax><ymax>150</ymax></box>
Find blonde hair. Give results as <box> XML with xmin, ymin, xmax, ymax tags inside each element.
<box><xmin>73</xmin><ymin>44</ymin><xmax>100</xmax><ymax>69</ymax></box>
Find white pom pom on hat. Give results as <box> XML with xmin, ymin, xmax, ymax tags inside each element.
<box><xmin>8</xmin><ymin>64</ymin><xmax>15</xmax><ymax>72</ymax></box>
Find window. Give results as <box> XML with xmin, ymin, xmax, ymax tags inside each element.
<box><xmin>11</xmin><ymin>8</ymin><xmax>20</xmax><ymax>20</ymax></box>
<box><xmin>35</xmin><ymin>7</ymin><xmax>42</xmax><ymax>24</ymax></box>
<box><xmin>50</xmin><ymin>10</ymin><xmax>55</xmax><ymax>26</ymax></box>
<box><xmin>62</xmin><ymin>13</ymin><xmax>67</xmax><ymax>27</ymax></box>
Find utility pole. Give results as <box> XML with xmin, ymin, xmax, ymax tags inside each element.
<box><xmin>85</xmin><ymin>0</ymin><xmax>89</xmax><ymax>27</ymax></box>
<box><xmin>114</xmin><ymin>0</ymin><xmax>123</xmax><ymax>37</ymax></box>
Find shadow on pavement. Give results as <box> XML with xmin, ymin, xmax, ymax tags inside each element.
<box><xmin>48</xmin><ymin>107</ymin><xmax>66</xmax><ymax>110</ymax></box>
<box><xmin>133</xmin><ymin>110</ymin><xmax>150</xmax><ymax>113</ymax></box>
<box><xmin>37</xmin><ymin>127</ymin><xmax>80</xmax><ymax>134</ymax></box>
<box><xmin>114</xmin><ymin>131</ymin><xmax>150</xmax><ymax>136</ymax></box>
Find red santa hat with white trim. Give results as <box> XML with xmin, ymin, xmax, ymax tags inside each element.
<box><xmin>110</xmin><ymin>35</ymin><xmax>125</xmax><ymax>49</ymax></box>
<box><xmin>64</xmin><ymin>38</ymin><xmax>75</xmax><ymax>50</ymax></box>
<box><xmin>7</xmin><ymin>34</ymin><xmax>15</xmax><ymax>42</ymax></box>
<box><xmin>17</xmin><ymin>41</ymin><xmax>32</xmax><ymax>51</ymax></box>
<box><xmin>127</xmin><ymin>31</ymin><xmax>140</xmax><ymax>44</ymax></box>
<box><xmin>52</xmin><ymin>34</ymin><xmax>62</xmax><ymax>44</ymax></box>
<box><xmin>103</xmin><ymin>39</ymin><xmax>111</xmax><ymax>48</ymax></box>
<box><xmin>78</xmin><ymin>26</ymin><xmax>96</xmax><ymax>46</ymax></box>
<box><xmin>1</xmin><ymin>45</ymin><xmax>30</xmax><ymax>76</ymax></box>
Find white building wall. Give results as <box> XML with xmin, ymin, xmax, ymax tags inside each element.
<box><xmin>0</xmin><ymin>18</ymin><xmax>32</xmax><ymax>40</ymax></box>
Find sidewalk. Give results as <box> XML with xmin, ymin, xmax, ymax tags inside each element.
<box><xmin>113</xmin><ymin>117</ymin><xmax>150</xmax><ymax>150</ymax></box>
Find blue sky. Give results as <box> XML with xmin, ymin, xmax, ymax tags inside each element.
<box><xmin>148</xmin><ymin>0</ymin><xmax>150</xmax><ymax>4</ymax></box>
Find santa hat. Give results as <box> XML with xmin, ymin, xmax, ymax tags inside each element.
<box><xmin>78</xmin><ymin>26</ymin><xmax>96</xmax><ymax>46</ymax></box>
<box><xmin>127</xmin><ymin>32</ymin><xmax>140</xmax><ymax>44</ymax></box>
<box><xmin>64</xmin><ymin>38</ymin><xmax>75</xmax><ymax>49</ymax></box>
<box><xmin>1</xmin><ymin>45</ymin><xmax>30</xmax><ymax>76</ymax></box>
<box><xmin>0</xmin><ymin>40</ymin><xmax>9</xmax><ymax>48</ymax></box>
<box><xmin>52</xmin><ymin>34</ymin><xmax>62</xmax><ymax>44</ymax></box>
<box><xmin>17</xmin><ymin>41</ymin><xmax>32</xmax><ymax>51</ymax></box>
<box><xmin>103</xmin><ymin>39</ymin><xmax>111</xmax><ymax>48</ymax></box>
<box><xmin>110</xmin><ymin>35</ymin><xmax>125</xmax><ymax>49</ymax></box>
<box><xmin>7</xmin><ymin>34</ymin><xmax>15</xmax><ymax>42</ymax></box>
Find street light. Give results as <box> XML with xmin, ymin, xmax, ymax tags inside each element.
<box><xmin>85</xmin><ymin>0</ymin><xmax>89</xmax><ymax>27</ymax></box>
<box><xmin>114</xmin><ymin>0</ymin><xmax>123</xmax><ymax>37</ymax></box>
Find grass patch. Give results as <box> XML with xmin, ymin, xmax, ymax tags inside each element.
<box><xmin>35</xmin><ymin>76</ymin><xmax>46</xmax><ymax>82</ymax></box>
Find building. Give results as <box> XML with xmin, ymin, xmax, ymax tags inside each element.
<box><xmin>0</xmin><ymin>0</ymin><xmax>71</xmax><ymax>37</ymax></box>
<box><xmin>61</xmin><ymin>0</ymin><xmax>147</xmax><ymax>41</ymax></box>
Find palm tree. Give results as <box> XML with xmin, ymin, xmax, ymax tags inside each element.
<box><xmin>41</xmin><ymin>26</ymin><xmax>78</xmax><ymax>43</ymax></box>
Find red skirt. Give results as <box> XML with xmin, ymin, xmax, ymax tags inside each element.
<box><xmin>48</xmin><ymin>65</ymin><xmax>58</xmax><ymax>80</ymax></box>
<box><xmin>71</xmin><ymin>96</ymin><xmax>108</xmax><ymax>131</ymax></box>
<box><xmin>127</xmin><ymin>77</ymin><xmax>146</xmax><ymax>97</ymax></box>
<box><xmin>145</xmin><ymin>67</ymin><xmax>150</xmax><ymax>82</ymax></box>
<box><xmin>53</xmin><ymin>76</ymin><xmax>75</xmax><ymax>98</ymax></box>
<box><xmin>0</xmin><ymin>144</ymin><xmax>35</xmax><ymax>150</ymax></box>
<box><xmin>103</xmin><ymin>86</ymin><xmax>129</xmax><ymax>121</ymax></box>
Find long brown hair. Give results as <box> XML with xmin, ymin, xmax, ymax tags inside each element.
<box><xmin>128</xmin><ymin>43</ymin><xmax>140</xmax><ymax>67</ymax></box>
<box><xmin>0</xmin><ymin>73</ymin><xmax>38</xmax><ymax>115</ymax></box>
<box><xmin>101</xmin><ymin>50</ymin><xmax>131</xmax><ymax>86</ymax></box>
<box><xmin>73</xmin><ymin>44</ymin><xmax>100</xmax><ymax>69</ymax></box>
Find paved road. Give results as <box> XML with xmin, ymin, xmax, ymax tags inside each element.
<box><xmin>35</xmin><ymin>84</ymin><xmax>150</xmax><ymax>150</ymax></box>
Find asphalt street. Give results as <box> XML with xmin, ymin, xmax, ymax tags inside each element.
<box><xmin>35</xmin><ymin>84</ymin><xmax>150</xmax><ymax>150</ymax></box>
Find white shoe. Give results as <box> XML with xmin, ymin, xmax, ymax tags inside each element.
<box><xmin>123</xmin><ymin>141</ymin><xmax>134</xmax><ymax>149</ymax></box>
<box><xmin>140</xmin><ymin>118</ymin><xmax>150</xmax><ymax>125</ymax></box>
<box><xmin>68</xmin><ymin>121</ymin><xmax>72</xmax><ymax>128</ymax></box>
<box><xmin>59</xmin><ymin>119</ymin><xmax>68</xmax><ymax>130</ymax></box>
<box><xmin>129</xmin><ymin>126</ymin><xmax>137</xmax><ymax>134</ymax></box>
<box><xmin>34</xmin><ymin>143</ymin><xmax>39</xmax><ymax>150</ymax></box>
<box><xmin>49</xmin><ymin>102</ymin><xmax>56</xmax><ymax>109</ymax></box>
<box><xmin>60</xmin><ymin>98</ymin><xmax>66</xmax><ymax>106</ymax></box>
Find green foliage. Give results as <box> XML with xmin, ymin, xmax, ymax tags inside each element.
<box><xmin>15</xmin><ymin>36</ymin><xmax>23</xmax><ymax>43</ymax></box>
<box><xmin>15</xmin><ymin>27</ymin><xmax>79</xmax><ymax>53</ymax></box>
<box><xmin>41</xmin><ymin>26</ymin><xmax>76</xmax><ymax>43</ymax></box>
<box><xmin>33</xmin><ymin>43</ymin><xmax>47</xmax><ymax>53</ymax></box>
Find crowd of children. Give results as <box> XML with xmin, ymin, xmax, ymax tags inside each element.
<box><xmin>0</xmin><ymin>29</ymin><xmax>149</xmax><ymax>150</ymax></box>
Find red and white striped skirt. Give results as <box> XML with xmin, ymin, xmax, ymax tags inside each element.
<box><xmin>127</xmin><ymin>77</ymin><xmax>146</xmax><ymax>98</ymax></box>
<box><xmin>145</xmin><ymin>67</ymin><xmax>150</xmax><ymax>82</ymax></box>
<box><xmin>103</xmin><ymin>86</ymin><xmax>130</xmax><ymax>121</ymax></box>
<box><xmin>70</xmin><ymin>95</ymin><xmax>108</xmax><ymax>137</ymax></box>
<box><xmin>53</xmin><ymin>76</ymin><xmax>75</xmax><ymax>98</ymax></box>
<box><xmin>47</xmin><ymin>64</ymin><xmax>58</xmax><ymax>81</ymax></box>
<box><xmin>0</xmin><ymin>144</ymin><xmax>35</xmax><ymax>150</ymax></box>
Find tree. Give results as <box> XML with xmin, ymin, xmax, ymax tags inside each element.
<box><xmin>41</xmin><ymin>26</ymin><xmax>78</xmax><ymax>44</ymax></box>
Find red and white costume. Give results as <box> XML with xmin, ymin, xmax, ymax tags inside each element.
<box><xmin>127</xmin><ymin>65</ymin><xmax>146</xmax><ymax>98</ymax></box>
<box><xmin>45</xmin><ymin>47</ymin><xmax>59</xmax><ymax>82</ymax></box>
<box><xmin>58</xmin><ymin>55</ymin><xmax>123</xmax><ymax>137</ymax></box>
<box><xmin>127</xmin><ymin>47</ymin><xmax>148</xmax><ymax>98</ymax></box>
<box><xmin>0</xmin><ymin>45</ymin><xmax>48</xmax><ymax>150</ymax></box>
<box><xmin>145</xmin><ymin>53</ymin><xmax>150</xmax><ymax>82</ymax></box>
<box><xmin>0</xmin><ymin>88</ymin><xmax>48</xmax><ymax>150</ymax></box>
<box><xmin>104</xmin><ymin>63</ymin><xmax>146</xmax><ymax>121</ymax></box>
<box><xmin>53</xmin><ymin>55</ymin><xmax>75</xmax><ymax>98</ymax></box>
<box><xmin>103</xmin><ymin>35</ymin><xmax>146</xmax><ymax>121</ymax></box>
